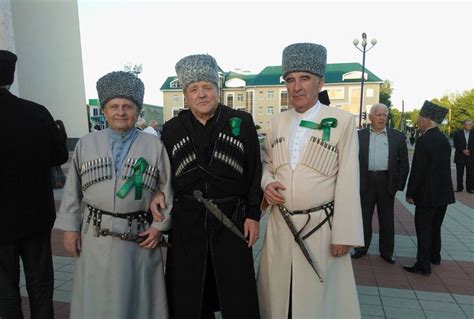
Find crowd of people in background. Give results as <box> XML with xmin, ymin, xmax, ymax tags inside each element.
<box><xmin>0</xmin><ymin>44</ymin><xmax>471</xmax><ymax>319</ymax></box>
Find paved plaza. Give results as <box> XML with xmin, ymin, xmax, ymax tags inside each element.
<box><xmin>19</xmin><ymin>148</ymin><xmax>473</xmax><ymax>319</ymax></box>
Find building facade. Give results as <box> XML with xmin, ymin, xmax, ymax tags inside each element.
<box><xmin>160</xmin><ymin>63</ymin><xmax>383</xmax><ymax>130</ymax></box>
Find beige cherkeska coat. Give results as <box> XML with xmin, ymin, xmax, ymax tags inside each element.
<box><xmin>258</xmin><ymin>105</ymin><xmax>364</xmax><ymax>319</ymax></box>
<box><xmin>55</xmin><ymin>130</ymin><xmax>172</xmax><ymax>319</ymax></box>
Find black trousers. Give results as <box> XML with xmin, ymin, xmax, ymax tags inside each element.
<box><xmin>0</xmin><ymin>231</ymin><xmax>54</xmax><ymax>319</ymax></box>
<box><xmin>456</xmin><ymin>157</ymin><xmax>474</xmax><ymax>191</ymax></box>
<box><xmin>414</xmin><ymin>205</ymin><xmax>447</xmax><ymax>270</ymax></box>
<box><xmin>356</xmin><ymin>172</ymin><xmax>395</xmax><ymax>257</ymax></box>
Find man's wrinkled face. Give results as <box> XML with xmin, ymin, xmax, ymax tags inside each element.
<box><xmin>369</xmin><ymin>108</ymin><xmax>388</xmax><ymax>131</ymax></box>
<box><xmin>184</xmin><ymin>81</ymin><xmax>219</xmax><ymax>118</ymax></box>
<box><xmin>103</xmin><ymin>98</ymin><xmax>139</xmax><ymax>132</ymax></box>
<box><xmin>285</xmin><ymin>72</ymin><xmax>324</xmax><ymax>113</ymax></box>
<box><xmin>417</xmin><ymin>116</ymin><xmax>431</xmax><ymax>132</ymax></box>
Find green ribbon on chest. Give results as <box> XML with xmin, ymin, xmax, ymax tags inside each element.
<box><xmin>116</xmin><ymin>157</ymin><xmax>148</xmax><ymax>200</ymax></box>
<box><xmin>299</xmin><ymin>117</ymin><xmax>338</xmax><ymax>142</ymax></box>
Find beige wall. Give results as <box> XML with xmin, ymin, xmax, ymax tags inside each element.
<box><xmin>10</xmin><ymin>0</ymin><xmax>87</xmax><ymax>138</ymax></box>
<box><xmin>163</xmin><ymin>90</ymin><xmax>184</xmax><ymax>121</ymax></box>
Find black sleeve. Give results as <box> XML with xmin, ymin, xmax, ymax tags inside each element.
<box><xmin>397</xmin><ymin>133</ymin><xmax>410</xmax><ymax>191</ymax></box>
<box><xmin>406</xmin><ymin>138</ymin><xmax>426</xmax><ymax>200</ymax></box>
<box><xmin>242</xmin><ymin>113</ymin><xmax>263</xmax><ymax>221</ymax></box>
<box><xmin>43</xmin><ymin>107</ymin><xmax>68</xmax><ymax>166</ymax></box>
<box><xmin>453</xmin><ymin>131</ymin><xmax>462</xmax><ymax>152</ymax></box>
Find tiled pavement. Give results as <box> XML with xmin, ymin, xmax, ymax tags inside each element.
<box><xmin>19</xmin><ymin>148</ymin><xmax>473</xmax><ymax>318</ymax></box>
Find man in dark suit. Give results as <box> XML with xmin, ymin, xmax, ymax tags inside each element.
<box><xmin>0</xmin><ymin>50</ymin><xmax>68</xmax><ymax>318</ymax></box>
<box><xmin>351</xmin><ymin>104</ymin><xmax>409</xmax><ymax>264</ymax></box>
<box><xmin>453</xmin><ymin>119</ymin><xmax>473</xmax><ymax>193</ymax></box>
<box><xmin>404</xmin><ymin>101</ymin><xmax>455</xmax><ymax>276</ymax></box>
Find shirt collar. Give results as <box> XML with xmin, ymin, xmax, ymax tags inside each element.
<box><xmin>370</xmin><ymin>125</ymin><xmax>387</xmax><ymax>134</ymax></box>
<box><xmin>107</xmin><ymin>127</ymin><xmax>138</xmax><ymax>141</ymax></box>
<box><xmin>293</xmin><ymin>101</ymin><xmax>321</xmax><ymax>121</ymax></box>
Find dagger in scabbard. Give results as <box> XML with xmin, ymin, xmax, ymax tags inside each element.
<box><xmin>193</xmin><ymin>190</ymin><xmax>247</xmax><ymax>243</ymax></box>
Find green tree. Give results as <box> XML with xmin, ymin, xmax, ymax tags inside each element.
<box><xmin>379</xmin><ymin>80</ymin><xmax>393</xmax><ymax>107</ymax></box>
<box><xmin>406</xmin><ymin>109</ymin><xmax>420</xmax><ymax>129</ymax></box>
<box><xmin>433</xmin><ymin>89</ymin><xmax>474</xmax><ymax>136</ymax></box>
<box><xmin>389</xmin><ymin>108</ymin><xmax>401</xmax><ymax>129</ymax></box>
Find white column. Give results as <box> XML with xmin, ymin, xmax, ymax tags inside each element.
<box><xmin>10</xmin><ymin>0</ymin><xmax>88</xmax><ymax>138</ymax></box>
<box><xmin>0</xmin><ymin>0</ymin><xmax>19</xmax><ymax>95</ymax></box>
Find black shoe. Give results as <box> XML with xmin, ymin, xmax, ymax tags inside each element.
<box><xmin>351</xmin><ymin>251</ymin><xmax>366</xmax><ymax>259</ymax></box>
<box><xmin>467</xmin><ymin>190</ymin><xmax>474</xmax><ymax>194</ymax></box>
<box><xmin>403</xmin><ymin>264</ymin><xmax>431</xmax><ymax>275</ymax></box>
<box><xmin>455</xmin><ymin>188</ymin><xmax>463</xmax><ymax>192</ymax></box>
<box><xmin>431</xmin><ymin>260</ymin><xmax>441</xmax><ymax>265</ymax></box>
<box><xmin>381</xmin><ymin>255</ymin><xmax>396</xmax><ymax>264</ymax></box>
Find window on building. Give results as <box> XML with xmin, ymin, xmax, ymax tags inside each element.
<box><xmin>259</xmin><ymin>91</ymin><xmax>264</xmax><ymax>100</ymax></box>
<box><xmin>92</xmin><ymin>107</ymin><xmax>99</xmax><ymax>116</ymax></box>
<box><xmin>172</xmin><ymin>108</ymin><xmax>184</xmax><ymax>117</ymax></box>
<box><xmin>237</xmin><ymin>94</ymin><xmax>244</xmax><ymax>102</ymax></box>
<box><xmin>267</xmin><ymin>91</ymin><xmax>274</xmax><ymax>100</ymax></box>
<box><xmin>227</xmin><ymin>94</ymin><xmax>234</xmax><ymax>108</ymax></box>
<box><xmin>327</xmin><ymin>87</ymin><xmax>345</xmax><ymax>100</ymax></box>
<box><xmin>366</xmin><ymin>88</ymin><xmax>374</xmax><ymax>97</ymax></box>
<box><xmin>246</xmin><ymin>91</ymin><xmax>254</xmax><ymax>114</ymax></box>
<box><xmin>280</xmin><ymin>106</ymin><xmax>289</xmax><ymax>112</ymax></box>
<box><xmin>267</xmin><ymin>106</ymin><xmax>274</xmax><ymax>115</ymax></box>
<box><xmin>170</xmin><ymin>79</ymin><xmax>181</xmax><ymax>88</ymax></box>
<box><xmin>172</xmin><ymin>95</ymin><xmax>180</xmax><ymax>105</ymax></box>
<box><xmin>280</xmin><ymin>91</ymin><xmax>288</xmax><ymax>106</ymax></box>
<box><xmin>258</xmin><ymin>106</ymin><xmax>264</xmax><ymax>115</ymax></box>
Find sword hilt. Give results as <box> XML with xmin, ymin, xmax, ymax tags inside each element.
<box><xmin>193</xmin><ymin>190</ymin><xmax>204</xmax><ymax>202</ymax></box>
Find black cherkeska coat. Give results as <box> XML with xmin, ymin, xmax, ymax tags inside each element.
<box><xmin>406</xmin><ymin>126</ymin><xmax>455</xmax><ymax>207</ymax></box>
<box><xmin>0</xmin><ymin>88</ymin><xmax>68</xmax><ymax>244</ymax></box>
<box><xmin>161</xmin><ymin>104</ymin><xmax>262</xmax><ymax>319</ymax></box>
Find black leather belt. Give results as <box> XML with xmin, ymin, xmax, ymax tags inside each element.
<box><xmin>180</xmin><ymin>194</ymin><xmax>239</xmax><ymax>204</ymax></box>
<box><xmin>286</xmin><ymin>201</ymin><xmax>335</xmax><ymax>240</ymax></box>
<box><xmin>368</xmin><ymin>170</ymin><xmax>388</xmax><ymax>175</ymax></box>
<box><xmin>85</xmin><ymin>205</ymin><xmax>152</xmax><ymax>241</ymax></box>
<box><xmin>290</xmin><ymin>201</ymin><xmax>334</xmax><ymax>215</ymax></box>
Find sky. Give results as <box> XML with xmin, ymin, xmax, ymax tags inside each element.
<box><xmin>77</xmin><ymin>0</ymin><xmax>473</xmax><ymax>112</ymax></box>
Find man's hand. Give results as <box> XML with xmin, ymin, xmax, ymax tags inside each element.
<box><xmin>149</xmin><ymin>191</ymin><xmax>166</xmax><ymax>222</ymax></box>
<box><xmin>331</xmin><ymin>244</ymin><xmax>351</xmax><ymax>257</ymax></box>
<box><xmin>406</xmin><ymin>197</ymin><xmax>415</xmax><ymax>205</ymax></box>
<box><xmin>264</xmin><ymin>182</ymin><xmax>286</xmax><ymax>205</ymax></box>
<box><xmin>138</xmin><ymin>227</ymin><xmax>162</xmax><ymax>249</ymax></box>
<box><xmin>244</xmin><ymin>218</ymin><xmax>259</xmax><ymax>248</ymax></box>
<box><xmin>64</xmin><ymin>231</ymin><xmax>81</xmax><ymax>257</ymax></box>
<box><xmin>463</xmin><ymin>149</ymin><xmax>470</xmax><ymax>156</ymax></box>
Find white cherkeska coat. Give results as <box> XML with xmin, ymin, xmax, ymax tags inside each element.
<box><xmin>258</xmin><ymin>105</ymin><xmax>364</xmax><ymax>319</ymax></box>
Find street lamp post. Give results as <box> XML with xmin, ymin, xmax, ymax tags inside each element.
<box><xmin>353</xmin><ymin>33</ymin><xmax>377</xmax><ymax>128</ymax></box>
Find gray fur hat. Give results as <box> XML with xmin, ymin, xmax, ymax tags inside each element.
<box><xmin>96</xmin><ymin>71</ymin><xmax>144</xmax><ymax>108</ymax></box>
<box><xmin>420</xmin><ymin>100</ymin><xmax>448</xmax><ymax>123</ymax></box>
<box><xmin>175</xmin><ymin>54</ymin><xmax>219</xmax><ymax>90</ymax></box>
<box><xmin>282</xmin><ymin>43</ymin><xmax>327</xmax><ymax>79</ymax></box>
